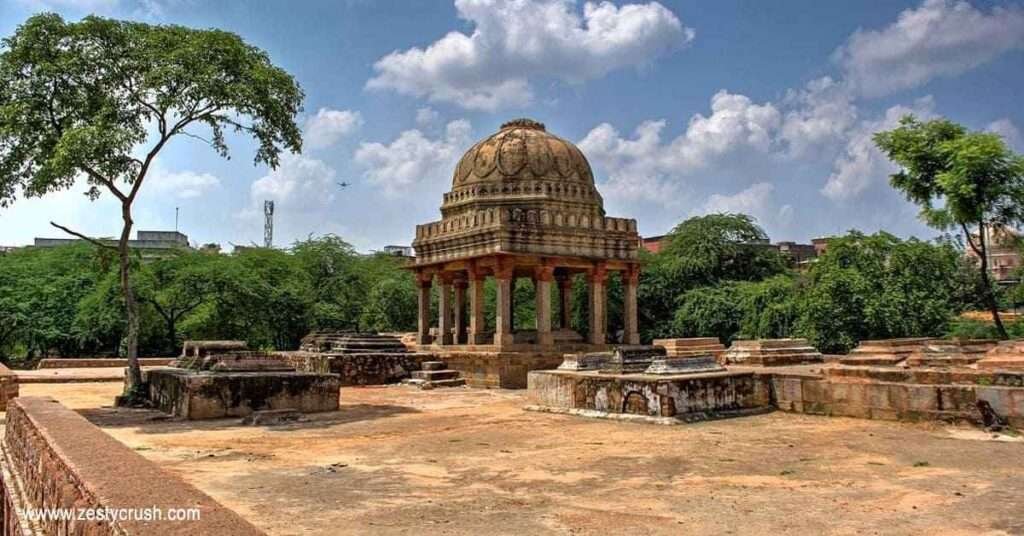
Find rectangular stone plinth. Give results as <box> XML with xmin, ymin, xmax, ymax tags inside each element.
<box><xmin>526</xmin><ymin>369</ymin><xmax>772</xmax><ymax>423</ymax></box>
<box><xmin>278</xmin><ymin>351</ymin><xmax>431</xmax><ymax>385</ymax></box>
<box><xmin>429</xmin><ymin>344</ymin><xmax>608</xmax><ymax>388</ymax></box>
<box><xmin>723</xmin><ymin>339</ymin><xmax>823</xmax><ymax>366</ymax></box>
<box><xmin>977</xmin><ymin>340</ymin><xmax>1024</xmax><ymax>371</ymax></box>
<box><xmin>653</xmin><ymin>338</ymin><xmax>727</xmax><ymax>361</ymax></box>
<box><xmin>904</xmin><ymin>339</ymin><xmax>996</xmax><ymax>368</ymax></box>
<box><xmin>842</xmin><ymin>337</ymin><xmax>934</xmax><ymax>366</ymax></box>
<box><xmin>145</xmin><ymin>368</ymin><xmax>340</xmax><ymax>420</ymax></box>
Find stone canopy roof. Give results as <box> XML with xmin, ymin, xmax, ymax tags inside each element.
<box><xmin>413</xmin><ymin>119</ymin><xmax>639</xmax><ymax>267</ymax></box>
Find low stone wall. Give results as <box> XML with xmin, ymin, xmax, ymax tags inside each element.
<box><xmin>0</xmin><ymin>397</ymin><xmax>264</xmax><ymax>535</ymax></box>
<box><xmin>36</xmin><ymin>357</ymin><xmax>175</xmax><ymax>369</ymax></box>
<box><xmin>145</xmin><ymin>368</ymin><xmax>340</xmax><ymax>420</ymax></box>
<box><xmin>771</xmin><ymin>367</ymin><xmax>1024</xmax><ymax>427</ymax></box>
<box><xmin>527</xmin><ymin>370</ymin><xmax>773</xmax><ymax>423</ymax></box>
<box><xmin>442</xmin><ymin>351</ymin><xmax>566</xmax><ymax>389</ymax></box>
<box><xmin>277</xmin><ymin>351</ymin><xmax>430</xmax><ymax>386</ymax></box>
<box><xmin>0</xmin><ymin>364</ymin><xmax>17</xmax><ymax>411</ymax></box>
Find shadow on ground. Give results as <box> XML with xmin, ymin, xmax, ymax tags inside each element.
<box><xmin>77</xmin><ymin>403</ymin><xmax>419</xmax><ymax>434</ymax></box>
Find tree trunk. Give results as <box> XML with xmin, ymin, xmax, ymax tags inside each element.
<box><xmin>119</xmin><ymin>202</ymin><xmax>144</xmax><ymax>397</ymax></box>
<box><xmin>166</xmin><ymin>316</ymin><xmax>178</xmax><ymax>356</ymax></box>
<box><xmin>977</xmin><ymin>224</ymin><xmax>1009</xmax><ymax>339</ymax></box>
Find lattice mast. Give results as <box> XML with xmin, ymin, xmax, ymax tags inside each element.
<box><xmin>263</xmin><ymin>200</ymin><xmax>274</xmax><ymax>248</ymax></box>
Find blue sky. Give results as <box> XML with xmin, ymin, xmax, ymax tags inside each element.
<box><xmin>2</xmin><ymin>0</ymin><xmax>1023</xmax><ymax>251</ymax></box>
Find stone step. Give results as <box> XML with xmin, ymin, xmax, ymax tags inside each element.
<box><xmin>411</xmin><ymin>369</ymin><xmax>459</xmax><ymax>381</ymax></box>
<box><xmin>421</xmin><ymin>361</ymin><xmax>447</xmax><ymax>371</ymax></box>
<box><xmin>421</xmin><ymin>378</ymin><xmax>466</xmax><ymax>389</ymax></box>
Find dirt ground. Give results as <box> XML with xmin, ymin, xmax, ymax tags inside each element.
<box><xmin>19</xmin><ymin>382</ymin><xmax>1024</xmax><ymax>536</ymax></box>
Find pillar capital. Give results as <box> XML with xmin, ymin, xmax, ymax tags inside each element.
<box><xmin>494</xmin><ymin>257</ymin><xmax>515</xmax><ymax>280</ymax></box>
<box><xmin>467</xmin><ymin>261</ymin><xmax>487</xmax><ymax>281</ymax></box>
<box><xmin>437</xmin><ymin>271</ymin><xmax>456</xmax><ymax>285</ymax></box>
<box><xmin>453</xmin><ymin>278</ymin><xmax>469</xmax><ymax>289</ymax></box>
<box><xmin>534</xmin><ymin>265</ymin><xmax>555</xmax><ymax>282</ymax></box>
<box><xmin>415</xmin><ymin>270</ymin><xmax>433</xmax><ymax>288</ymax></box>
<box><xmin>589</xmin><ymin>262</ymin><xmax>608</xmax><ymax>284</ymax></box>
<box><xmin>624</xmin><ymin>263</ymin><xmax>641</xmax><ymax>285</ymax></box>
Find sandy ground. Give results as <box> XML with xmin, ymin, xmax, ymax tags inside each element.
<box><xmin>18</xmin><ymin>381</ymin><xmax>1024</xmax><ymax>536</ymax></box>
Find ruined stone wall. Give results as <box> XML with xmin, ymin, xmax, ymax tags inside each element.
<box><xmin>0</xmin><ymin>397</ymin><xmax>265</xmax><ymax>535</ymax></box>
<box><xmin>36</xmin><ymin>357</ymin><xmax>175</xmax><ymax>369</ymax></box>
<box><xmin>771</xmin><ymin>368</ymin><xmax>1024</xmax><ymax>427</ymax></box>
<box><xmin>277</xmin><ymin>351</ymin><xmax>430</xmax><ymax>386</ymax></box>
<box><xmin>0</xmin><ymin>364</ymin><xmax>17</xmax><ymax>412</ymax></box>
<box><xmin>443</xmin><ymin>351</ymin><xmax>565</xmax><ymax>389</ymax></box>
<box><xmin>528</xmin><ymin>370</ymin><xmax>773</xmax><ymax>421</ymax></box>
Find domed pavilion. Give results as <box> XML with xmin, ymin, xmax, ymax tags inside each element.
<box><xmin>411</xmin><ymin>119</ymin><xmax>641</xmax><ymax>387</ymax></box>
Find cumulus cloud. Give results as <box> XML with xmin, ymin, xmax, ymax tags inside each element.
<box><xmin>988</xmin><ymin>118</ymin><xmax>1023</xmax><ymax>151</ymax></box>
<box><xmin>821</xmin><ymin>97</ymin><xmax>936</xmax><ymax>201</ymax></box>
<box><xmin>579</xmin><ymin>90</ymin><xmax>780</xmax><ymax>202</ymax></box>
<box><xmin>249</xmin><ymin>153</ymin><xmax>337</xmax><ymax>208</ymax></box>
<box><xmin>303</xmin><ymin>108</ymin><xmax>363</xmax><ymax>149</ymax></box>
<box><xmin>148</xmin><ymin>164</ymin><xmax>220</xmax><ymax>199</ymax></box>
<box><xmin>354</xmin><ymin>120</ymin><xmax>473</xmax><ymax>196</ymax></box>
<box><xmin>366</xmin><ymin>0</ymin><xmax>692</xmax><ymax>110</ymax></box>
<box><xmin>693</xmin><ymin>182</ymin><xmax>793</xmax><ymax>228</ymax></box>
<box><xmin>415</xmin><ymin>107</ymin><xmax>441</xmax><ymax>127</ymax></box>
<box><xmin>780</xmin><ymin>77</ymin><xmax>857</xmax><ymax>157</ymax></box>
<box><xmin>834</xmin><ymin>0</ymin><xmax>1024</xmax><ymax>98</ymax></box>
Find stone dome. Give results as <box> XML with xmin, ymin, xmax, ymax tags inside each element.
<box><xmin>452</xmin><ymin>118</ymin><xmax>595</xmax><ymax>187</ymax></box>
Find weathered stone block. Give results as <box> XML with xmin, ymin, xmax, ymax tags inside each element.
<box><xmin>146</xmin><ymin>368</ymin><xmax>340</xmax><ymax>420</ymax></box>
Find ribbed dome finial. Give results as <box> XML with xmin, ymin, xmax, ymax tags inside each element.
<box><xmin>500</xmin><ymin>118</ymin><xmax>545</xmax><ymax>131</ymax></box>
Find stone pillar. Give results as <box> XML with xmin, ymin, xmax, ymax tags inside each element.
<box><xmin>437</xmin><ymin>273</ymin><xmax>454</xmax><ymax>345</ymax></box>
<box><xmin>415</xmin><ymin>272</ymin><xmax>433</xmax><ymax>345</ymax></box>
<box><xmin>468</xmin><ymin>265</ymin><xmax>488</xmax><ymax>345</ymax></box>
<box><xmin>588</xmin><ymin>263</ymin><xmax>607</xmax><ymax>345</ymax></box>
<box><xmin>454</xmin><ymin>279</ymin><xmax>468</xmax><ymax>345</ymax></box>
<box><xmin>557</xmin><ymin>274</ymin><xmax>572</xmax><ymax>330</ymax></box>
<box><xmin>535</xmin><ymin>265</ymin><xmax>555</xmax><ymax>347</ymax></box>
<box><xmin>494</xmin><ymin>259</ymin><xmax>515</xmax><ymax>348</ymax></box>
<box><xmin>623</xmin><ymin>264</ymin><xmax>640</xmax><ymax>345</ymax></box>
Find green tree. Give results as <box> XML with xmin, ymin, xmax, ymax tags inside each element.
<box><xmin>874</xmin><ymin>116</ymin><xmax>1024</xmax><ymax>338</ymax></box>
<box><xmin>640</xmin><ymin>213</ymin><xmax>788</xmax><ymax>339</ymax></box>
<box><xmin>671</xmin><ymin>284</ymin><xmax>743</xmax><ymax>344</ymax></box>
<box><xmin>135</xmin><ymin>251</ymin><xmax>219</xmax><ymax>353</ymax></box>
<box><xmin>0</xmin><ymin>14</ymin><xmax>303</xmax><ymax>399</ymax></box>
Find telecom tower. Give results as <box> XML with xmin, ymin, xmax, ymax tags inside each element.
<box><xmin>263</xmin><ymin>200</ymin><xmax>274</xmax><ymax>248</ymax></box>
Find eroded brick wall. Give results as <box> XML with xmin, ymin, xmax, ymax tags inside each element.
<box><xmin>0</xmin><ymin>397</ymin><xmax>265</xmax><ymax>535</ymax></box>
<box><xmin>0</xmin><ymin>364</ymin><xmax>17</xmax><ymax>412</ymax></box>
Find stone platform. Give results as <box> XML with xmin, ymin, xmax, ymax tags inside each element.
<box><xmin>653</xmin><ymin>338</ymin><xmax>727</xmax><ymax>362</ymax></box>
<box><xmin>526</xmin><ymin>369</ymin><xmax>772</xmax><ymax>423</ymax></box>
<box><xmin>977</xmin><ymin>340</ymin><xmax>1024</xmax><ymax>371</ymax></box>
<box><xmin>284</xmin><ymin>331</ymin><xmax>434</xmax><ymax>385</ymax></box>
<box><xmin>722</xmin><ymin>339</ymin><xmax>823</xmax><ymax>366</ymax></box>
<box><xmin>841</xmin><ymin>337</ymin><xmax>934</xmax><ymax>366</ymax></box>
<box><xmin>145</xmin><ymin>345</ymin><xmax>340</xmax><ymax>420</ymax></box>
<box><xmin>145</xmin><ymin>367</ymin><xmax>340</xmax><ymax>420</ymax></box>
<box><xmin>904</xmin><ymin>339</ymin><xmax>996</xmax><ymax>368</ymax></box>
<box><xmin>427</xmin><ymin>343</ymin><xmax>607</xmax><ymax>389</ymax></box>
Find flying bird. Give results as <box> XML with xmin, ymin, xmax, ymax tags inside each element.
<box><xmin>337</xmin><ymin>181</ymin><xmax>350</xmax><ymax>189</ymax></box>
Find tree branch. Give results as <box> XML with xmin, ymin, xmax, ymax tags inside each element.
<box><xmin>49</xmin><ymin>222</ymin><xmax>117</xmax><ymax>251</ymax></box>
<box><xmin>961</xmin><ymin>222</ymin><xmax>983</xmax><ymax>258</ymax></box>
<box><xmin>179</xmin><ymin>130</ymin><xmax>215</xmax><ymax>148</ymax></box>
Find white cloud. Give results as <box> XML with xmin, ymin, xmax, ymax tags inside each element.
<box><xmin>366</xmin><ymin>0</ymin><xmax>692</xmax><ymax>110</ymax></box>
<box><xmin>834</xmin><ymin>0</ymin><xmax>1024</xmax><ymax>97</ymax></box>
<box><xmin>303</xmin><ymin>108</ymin><xmax>363</xmax><ymax>149</ymax></box>
<box><xmin>415</xmin><ymin>107</ymin><xmax>441</xmax><ymax>127</ymax></box>
<box><xmin>354</xmin><ymin>120</ymin><xmax>473</xmax><ymax>196</ymax></box>
<box><xmin>148</xmin><ymin>164</ymin><xmax>220</xmax><ymax>199</ymax></box>
<box><xmin>988</xmin><ymin>118</ymin><xmax>1023</xmax><ymax>151</ymax></box>
<box><xmin>578</xmin><ymin>90</ymin><xmax>780</xmax><ymax>202</ymax></box>
<box><xmin>250</xmin><ymin>153</ymin><xmax>337</xmax><ymax>208</ymax></box>
<box><xmin>821</xmin><ymin>97</ymin><xmax>936</xmax><ymax>201</ymax></box>
<box><xmin>693</xmin><ymin>181</ymin><xmax>793</xmax><ymax>228</ymax></box>
<box><xmin>780</xmin><ymin>77</ymin><xmax>857</xmax><ymax>157</ymax></box>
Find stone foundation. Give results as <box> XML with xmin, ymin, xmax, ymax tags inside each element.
<box><xmin>842</xmin><ymin>337</ymin><xmax>933</xmax><ymax>366</ymax></box>
<box><xmin>722</xmin><ymin>339</ymin><xmax>823</xmax><ymax>366</ymax></box>
<box><xmin>977</xmin><ymin>340</ymin><xmax>1024</xmax><ymax>371</ymax></box>
<box><xmin>144</xmin><ymin>368</ymin><xmax>340</xmax><ymax>420</ymax></box>
<box><xmin>771</xmin><ymin>365</ymin><xmax>1024</xmax><ymax>427</ymax></box>
<box><xmin>653</xmin><ymin>338</ymin><xmax>727</xmax><ymax>362</ymax></box>
<box><xmin>0</xmin><ymin>397</ymin><xmax>263</xmax><ymax>535</ymax></box>
<box><xmin>904</xmin><ymin>339</ymin><xmax>996</xmax><ymax>368</ymax></box>
<box><xmin>277</xmin><ymin>351</ymin><xmax>431</xmax><ymax>385</ymax></box>
<box><xmin>526</xmin><ymin>369</ymin><xmax>773</xmax><ymax>423</ymax></box>
<box><xmin>0</xmin><ymin>364</ymin><xmax>17</xmax><ymax>411</ymax></box>
<box><xmin>36</xmin><ymin>357</ymin><xmax>175</xmax><ymax>369</ymax></box>
<box><xmin>431</xmin><ymin>349</ymin><xmax>575</xmax><ymax>388</ymax></box>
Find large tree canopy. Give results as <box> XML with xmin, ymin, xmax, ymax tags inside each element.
<box><xmin>0</xmin><ymin>14</ymin><xmax>303</xmax><ymax>397</ymax></box>
<box><xmin>874</xmin><ymin>116</ymin><xmax>1024</xmax><ymax>338</ymax></box>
